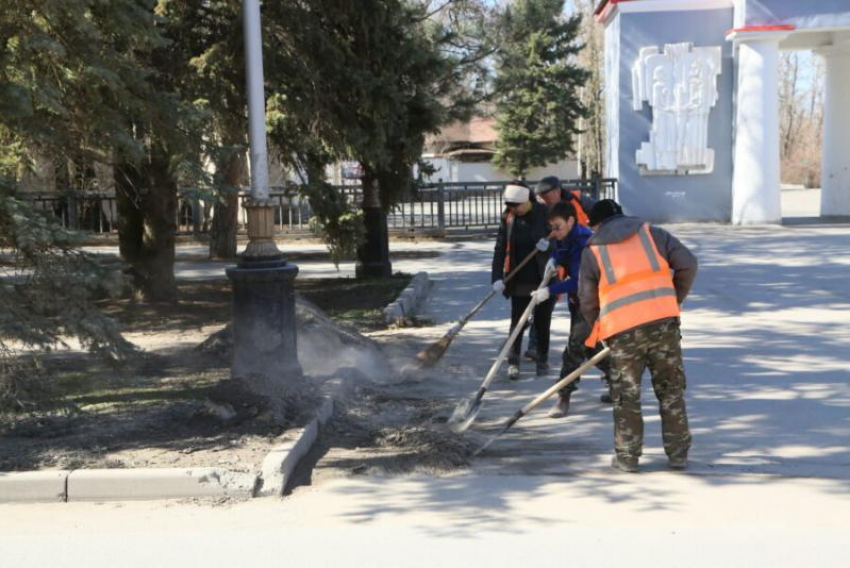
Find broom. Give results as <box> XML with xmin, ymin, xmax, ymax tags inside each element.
<box><xmin>415</xmin><ymin>246</ymin><xmax>544</xmax><ymax>368</ymax></box>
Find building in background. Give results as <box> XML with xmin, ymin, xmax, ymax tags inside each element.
<box><xmin>597</xmin><ymin>0</ymin><xmax>850</xmax><ymax>223</ymax></box>
<box><xmin>419</xmin><ymin>116</ymin><xmax>578</xmax><ymax>183</ymax></box>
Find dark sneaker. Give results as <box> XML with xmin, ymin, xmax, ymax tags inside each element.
<box><xmin>668</xmin><ymin>455</ymin><xmax>688</xmax><ymax>470</ymax></box>
<box><xmin>523</xmin><ymin>348</ymin><xmax>538</xmax><ymax>362</ymax></box>
<box><xmin>600</xmin><ymin>391</ymin><xmax>613</xmax><ymax>404</ymax></box>
<box><xmin>547</xmin><ymin>394</ymin><xmax>570</xmax><ymax>418</ymax></box>
<box><xmin>611</xmin><ymin>454</ymin><xmax>639</xmax><ymax>473</ymax></box>
<box><xmin>508</xmin><ymin>364</ymin><xmax>520</xmax><ymax>381</ymax></box>
<box><xmin>536</xmin><ymin>361</ymin><xmax>549</xmax><ymax>377</ymax></box>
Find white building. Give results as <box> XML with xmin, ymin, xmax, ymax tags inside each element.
<box><xmin>597</xmin><ymin>0</ymin><xmax>850</xmax><ymax>223</ymax></box>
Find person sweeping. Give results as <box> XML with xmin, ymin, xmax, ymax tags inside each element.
<box><xmin>530</xmin><ymin>201</ymin><xmax>612</xmax><ymax>418</ymax></box>
<box><xmin>579</xmin><ymin>199</ymin><xmax>698</xmax><ymax>473</ymax></box>
<box><xmin>491</xmin><ymin>181</ymin><xmax>552</xmax><ymax>380</ymax></box>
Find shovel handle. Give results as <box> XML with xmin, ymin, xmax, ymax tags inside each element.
<box><xmin>519</xmin><ymin>347</ymin><xmax>612</xmax><ymax>416</ymax></box>
<box><xmin>473</xmin><ymin>347</ymin><xmax>613</xmax><ymax>456</ymax></box>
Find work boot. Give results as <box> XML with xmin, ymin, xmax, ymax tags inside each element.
<box><xmin>523</xmin><ymin>348</ymin><xmax>538</xmax><ymax>362</ymax></box>
<box><xmin>536</xmin><ymin>358</ymin><xmax>549</xmax><ymax>377</ymax></box>
<box><xmin>547</xmin><ymin>393</ymin><xmax>570</xmax><ymax>418</ymax></box>
<box><xmin>611</xmin><ymin>454</ymin><xmax>639</xmax><ymax>473</ymax></box>
<box><xmin>508</xmin><ymin>364</ymin><xmax>520</xmax><ymax>381</ymax></box>
<box><xmin>668</xmin><ymin>454</ymin><xmax>688</xmax><ymax>470</ymax></box>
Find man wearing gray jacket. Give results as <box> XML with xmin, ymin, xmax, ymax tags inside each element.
<box><xmin>578</xmin><ymin>199</ymin><xmax>698</xmax><ymax>473</ymax></box>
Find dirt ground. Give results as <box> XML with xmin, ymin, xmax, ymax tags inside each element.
<box><xmin>0</xmin><ymin>275</ymin><xmax>412</xmax><ymax>473</ymax></box>
<box><xmin>285</xmin><ymin>332</ymin><xmax>485</xmax><ymax>493</ymax></box>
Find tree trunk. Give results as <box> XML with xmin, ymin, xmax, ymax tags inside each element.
<box><xmin>209</xmin><ymin>143</ymin><xmax>245</xmax><ymax>260</ymax></box>
<box><xmin>355</xmin><ymin>173</ymin><xmax>392</xmax><ymax>279</ymax></box>
<box><xmin>114</xmin><ymin>145</ymin><xmax>178</xmax><ymax>301</ymax></box>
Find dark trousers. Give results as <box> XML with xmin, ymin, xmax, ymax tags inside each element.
<box><xmin>508</xmin><ymin>295</ymin><xmax>554</xmax><ymax>366</ymax></box>
<box><xmin>560</xmin><ymin>302</ymin><xmax>611</xmax><ymax>394</ymax></box>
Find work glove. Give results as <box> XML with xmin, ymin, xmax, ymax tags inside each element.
<box><xmin>492</xmin><ymin>280</ymin><xmax>505</xmax><ymax>293</ymax></box>
<box><xmin>530</xmin><ymin>287</ymin><xmax>550</xmax><ymax>305</ymax></box>
<box><xmin>536</xmin><ymin>238</ymin><xmax>550</xmax><ymax>252</ymax></box>
<box><xmin>545</xmin><ymin>258</ymin><xmax>557</xmax><ymax>273</ymax></box>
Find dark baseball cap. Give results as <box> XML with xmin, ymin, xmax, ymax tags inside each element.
<box><xmin>535</xmin><ymin>176</ymin><xmax>561</xmax><ymax>196</ymax></box>
<box><xmin>588</xmin><ymin>199</ymin><xmax>624</xmax><ymax>226</ymax></box>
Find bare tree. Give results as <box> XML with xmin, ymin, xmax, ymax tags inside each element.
<box><xmin>573</xmin><ymin>0</ymin><xmax>605</xmax><ymax>179</ymax></box>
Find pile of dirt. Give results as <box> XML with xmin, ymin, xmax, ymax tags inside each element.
<box><xmin>290</xmin><ymin>375</ymin><xmax>479</xmax><ymax>488</ymax></box>
<box><xmin>196</xmin><ymin>297</ymin><xmax>391</xmax><ymax>379</ymax></box>
<box><xmin>376</xmin><ymin>426</ymin><xmax>478</xmax><ymax>472</ymax></box>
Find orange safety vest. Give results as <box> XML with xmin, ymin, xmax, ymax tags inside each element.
<box><xmin>584</xmin><ymin>222</ymin><xmax>679</xmax><ymax>347</ymax></box>
<box><xmin>503</xmin><ymin>210</ymin><xmax>514</xmax><ymax>275</ymax></box>
<box><xmin>566</xmin><ymin>190</ymin><xmax>590</xmax><ymax>227</ymax></box>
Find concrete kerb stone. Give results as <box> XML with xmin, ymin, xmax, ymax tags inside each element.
<box><xmin>256</xmin><ymin>377</ymin><xmax>352</xmax><ymax>497</ymax></box>
<box><xmin>0</xmin><ymin>471</ymin><xmax>69</xmax><ymax>503</ymax></box>
<box><xmin>384</xmin><ymin>271</ymin><xmax>431</xmax><ymax>325</ymax></box>
<box><xmin>66</xmin><ymin>468</ymin><xmax>257</xmax><ymax>502</ymax></box>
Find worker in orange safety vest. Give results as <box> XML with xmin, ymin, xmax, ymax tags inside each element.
<box><xmin>578</xmin><ymin>199</ymin><xmax>698</xmax><ymax>473</ymax></box>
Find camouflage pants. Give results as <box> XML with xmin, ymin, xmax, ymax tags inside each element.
<box><xmin>608</xmin><ymin>319</ymin><xmax>691</xmax><ymax>461</ymax></box>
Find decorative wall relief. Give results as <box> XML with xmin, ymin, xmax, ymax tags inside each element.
<box><xmin>633</xmin><ymin>42</ymin><xmax>721</xmax><ymax>175</ymax></box>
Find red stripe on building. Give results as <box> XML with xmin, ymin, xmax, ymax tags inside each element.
<box><xmin>595</xmin><ymin>0</ymin><xmax>639</xmax><ymax>23</ymax></box>
<box><xmin>727</xmin><ymin>24</ymin><xmax>797</xmax><ymax>34</ymax></box>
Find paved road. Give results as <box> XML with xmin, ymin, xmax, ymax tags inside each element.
<box><xmin>3</xmin><ymin>223</ymin><xmax>849</xmax><ymax>566</ymax></box>
<box><xmin>1</xmin><ymin>471</ymin><xmax>846</xmax><ymax>567</ymax></box>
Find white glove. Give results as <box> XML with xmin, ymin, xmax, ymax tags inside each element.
<box><xmin>492</xmin><ymin>280</ymin><xmax>505</xmax><ymax>293</ymax></box>
<box><xmin>531</xmin><ymin>287</ymin><xmax>551</xmax><ymax>304</ymax></box>
<box><xmin>536</xmin><ymin>238</ymin><xmax>550</xmax><ymax>252</ymax></box>
<box><xmin>545</xmin><ymin>258</ymin><xmax>557</xmax><ymax>273</ymax></box>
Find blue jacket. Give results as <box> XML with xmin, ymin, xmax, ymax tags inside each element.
<box><xmin>548</xmin><ymin>223</ymin><xmax>593</xmax><ymax>297</ymax></box>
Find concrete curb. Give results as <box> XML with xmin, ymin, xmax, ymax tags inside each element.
<box><xmin>256</xmin><ymin>377</ymin><xmax>352</xmax><ymax>497</ymax></box>
<box><xmin>0</xmin><ymin>471</ymin><xmax>68</xmax><ymax>503</ymax></box>
<box><xmin>66</xmin><ymin>468</ymin><xmax>256</xmax><ymax>502</ymax></box>
<box><xmin>384</xmin><ymin>271</ymin><xmax>431</xmax><ymax>325</ymax></box>
<box><xmin>0</xmin><ymin>467</ymin><xmax>256</xmax><ymax>504</ymax></box>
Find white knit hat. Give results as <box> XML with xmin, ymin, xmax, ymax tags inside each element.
<box><xmin>504</xmin><ymin>184</ymin><xmax>530</xmax><ymax>204</ymax></box>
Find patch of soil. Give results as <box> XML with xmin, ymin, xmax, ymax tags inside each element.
<box><xmin>286</xmin><ymin>378</ymin><xmax>479</xmax><ymax>492</ymax></box>
<box><xmin>98</xmin><ymin>274</ymin><xmax>411</xmax><ymax>335</ymax></box>
<box><xmin>1</xmin><ymin>275</ymin><xmax>411</xmax><ymax>473</ymax></box>
<box><xmin>0</xmin><ymin>353</ymin><xmax>321</xmax><ymax>473</ymax></box>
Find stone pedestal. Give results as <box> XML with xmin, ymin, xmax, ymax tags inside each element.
<box><xmin>226</xmin><ymin>201</ymin><xmax>302</xmax><ymax>409</ymax></box>
<box><xmin>355</xmin><ymin>207</ymin><xmax>392</xmax><ymax>278</ymax></box>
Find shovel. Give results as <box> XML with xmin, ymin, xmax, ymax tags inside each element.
<box><xmin>472</xmin><ymin>346</ymin><xmax>612</xmax><ymax>456</ymax></box>
<box><xmin>448</xmin><ymin>263</ymin><xmax>556</xmax><ymax>433</ymax></box>
<box><xmin>415</xmin><ymin>246</ymin><xmax>543</xmax><ymax>368</ymax></box>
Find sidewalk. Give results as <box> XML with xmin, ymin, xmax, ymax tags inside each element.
<box><xmin>414</xmin><ymin>223</ymin><xmax>850</xmax><ymax>481</ymax></box>
<box><xmin>1</xmin><ymin>472</ymin><xmax>846</xmax><ymax>567</ymax></box>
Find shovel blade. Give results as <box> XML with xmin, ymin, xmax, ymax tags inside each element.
<box><xmin>447</xmin><ymin>398</ymin><xmax>483</xmax><ymax>433</ymax></box>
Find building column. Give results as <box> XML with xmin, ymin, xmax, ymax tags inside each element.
<box><xmin>820</xmin><ymin>42</ymin><xmax>850</xmax><ymax>217</ymax></box>
<box><xmin>731</xmin><ymin>37</ymin><xmax>783</xmax><ymax>224</ymax></box>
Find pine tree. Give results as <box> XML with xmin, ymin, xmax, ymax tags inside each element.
<box><xmin>492</xmin><ymin>0</ymin><xmax>589</xmax><ymax>177</ymax></box>
<box><xmin>263</xmin><ymin>0</ymin><xmax>484</xmax><ymax>276</ymax></box>
<box><xmin>158</xmin><ymin>0</ymin><xmax>248</xmax><ymax>260</ymax></box>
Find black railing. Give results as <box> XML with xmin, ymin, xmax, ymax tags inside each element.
<box><xmin>22</xmin><ymin>178</ymin><xmax>617</xmax><ymax>236</ymax></box>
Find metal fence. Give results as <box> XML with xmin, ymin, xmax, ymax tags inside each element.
<box><xmin>23</xmin><ymin>178</ymin><xmax>617</xmax><ymax>236</ymax></box>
